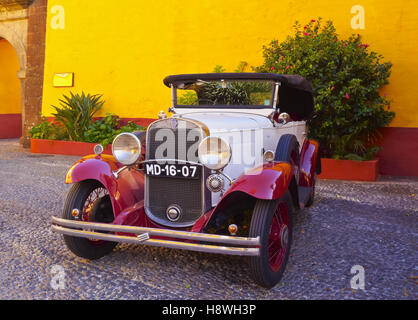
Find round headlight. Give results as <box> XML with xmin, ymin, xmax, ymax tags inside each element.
<box><xmin>112</xmin><ymin>132</ymin><xmax>142</xmax><ymax>165</ymax></box>
<box><xmin>198</xmin><ymin>137</ymin><xmax>231</xmax><ymax>170</ymax></box>
<box><xmin>263</xmin><ymin>150</ymin><xmax>275</xmax><ymax>162</ymax></box>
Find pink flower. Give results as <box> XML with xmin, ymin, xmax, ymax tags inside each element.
<box><xmin>330</xmin><ymin>86</ymin><xmax>335</xmax><ymax>91</ymax></box>
<box><xmin>271</xmin><ymin>66</ymin><xmax>275</xmax><ymax>71</ymax></box>
<box><xmin>286</xmin><ymin>65</ymin><xmax>291</xmax><ymax>70</ymax></box>
<box><xmin>304</xmin><ymin>26</ymin><xmax>308</xmax><ymax>29</ymax></box>
<box><xmin>303</xmin><ymin>32</ymin><xmax>310</xmax><ymax>36</ymax></box>
<box><xmin>311</xmin><ymin>19</ymin><xmax>316</xmax><ymax>22</ymax></box>
<box><xmin>345</xmin><ymin>93</ymin><xmax>350</xmax><ymax>100</ymax></box>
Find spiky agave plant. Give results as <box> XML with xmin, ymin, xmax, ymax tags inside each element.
<box><xmin>51</xmin><ymin>92</ymin><xmax>104</xmax><ymax>141</ymax></box>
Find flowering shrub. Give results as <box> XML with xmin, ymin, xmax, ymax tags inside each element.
<box><xmin>256</xmin><ymin>18</ymin><xmax>395</xmax><ymax>160</ymax></box>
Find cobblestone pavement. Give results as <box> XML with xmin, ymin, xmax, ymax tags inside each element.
<box><xmin>0</xmin><ymin>139</ymin><xmax>416</xmax><ymax>300</ymax></box>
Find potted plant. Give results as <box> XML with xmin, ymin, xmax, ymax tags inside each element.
<box><xmin>30</xmin><ymin>92</ymin><xmax>145</xmax><ymax>156</ymax></box>
<box><xmin>255</xmin><ymin>18</ymin><xmax>395</xmax><ymax>181</ymax></box>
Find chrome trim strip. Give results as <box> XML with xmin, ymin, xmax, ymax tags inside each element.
<box><xmin>52</xmin><ymin>225</ymin><xmax>143</xmax><ymax>244</ymax></box>
<box><xmin>51</xmin><ymin>216</ymin><xmax>260</xmax><ymax>246</ymax></box>
<box><xmin>51</xmin><ymin>225</ymin><xmax>260</xmax><ymax>256</ymax></box>
<box><xmin>112</xmin><ymin>166</ymin><xmax>128</xmax><ymax>179</ymax></box>
<box><xmin>273</xmin><ymin>82</ymin><xmax>281</xmax><ymax>110</ymax></box>
<box><xmin>170</xmin><ymin>84</ymin><xmax>177</xmax><ymax>113</ymax></box>
<box><xmin>139</xmin><ymin>159</ymin><xmax>202</xmax><ymax>166</ymax></box>
<box><xmin>144</xmin><ymin>117</ymin><xmax>209</xmax><ymax>141</ymax></box>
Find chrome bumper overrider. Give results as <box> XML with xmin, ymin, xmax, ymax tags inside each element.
<box><xmin>51</xmin><ymin>217</ymin><xmax>260</xmax><ymax>256</ymax></box>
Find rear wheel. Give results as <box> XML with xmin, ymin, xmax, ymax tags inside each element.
<box><xmin>248</xmin><ymin>193</ymin><xmax>293</xmax><ymax>288</ymax></box>
<box><xmin>305</xmin><ymin>174</ymin><xmax>316</xmax><ymax>207</ymax></box>
<box><xmin>62</xmin><ymin>180</ymin><xmax>117</xmax><ymax>259</ymax></box>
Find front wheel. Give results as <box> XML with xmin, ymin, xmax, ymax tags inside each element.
<box><xmin>248</xmin><ymin>193</ymin><xmax>293</xmax><ymax>288</ymax></box>
<box><xmin>62</xmin><ymin>180</ymin><xmax>117</xmax><ymax>259</ymax></box>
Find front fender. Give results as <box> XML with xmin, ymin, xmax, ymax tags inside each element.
<box><xmin>65</xmin><ymin>154</ymin><xmax>145</xmax><ymax>217</ymax></box>
<box><xmin>65</xmin><ymin>154</ymin><xmax>120</xmax><ymax>186</ymax></box>
<box><xmin>192</xmin><ymin>162</ymin><xmax>294</xmax><ymax>232</ymax></box>
<box><xmin>225</xmin><ymin>161</ymin><xmax>294</xmax><ymax>200</ymax></box>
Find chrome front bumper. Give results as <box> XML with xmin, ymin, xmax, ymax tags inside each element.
<box><xmin>51</xmin><ymin>216</ymin><xmax>260</xmax><ymax>256</ymax></box>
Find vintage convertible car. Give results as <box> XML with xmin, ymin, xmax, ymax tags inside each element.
<box><xmin>51</xmin><ymin>73</ymin><xmax>320</xmax><ymax>288</ymax></box>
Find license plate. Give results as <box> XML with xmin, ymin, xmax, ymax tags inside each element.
<box><xmin>145</xmin><ymin>162</ymin><xmax>201</xmax><ymax>179</ymax></box>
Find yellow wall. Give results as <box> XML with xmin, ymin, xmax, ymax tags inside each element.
<box><xmin>42</xmin><ymin>0</ymin><xmax>418</xmax><ymax>127</ymax></box>
<box><xmin>0</xmin><ymin>39</ymin><xmax>21</xmax><ymax>114</ymax></box>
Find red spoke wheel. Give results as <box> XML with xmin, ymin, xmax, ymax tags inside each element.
<box><xmin>248</xmin><ymin>192</ymin><xmax>293</xmax><ymax>289</ymax></box>
<box><xmin>81</xmin><ymin>186</ymin><xmax>109</xmax><ymax>245</ymax></box>
<box><xmin>62</xmin><ymin>180</ymin><xmax>117</xmax><ymax>260</ymax></box>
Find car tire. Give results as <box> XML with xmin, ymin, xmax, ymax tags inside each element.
<box><xmin>275</xmin><ymin>134</ymin><xmax>300</xmax><ymax>166</ymax></box>
<box><xmin>305</xmin><ymin>174</ymin><xmax>316</xmax><ymax>207</ymax></box>
<box><xmin>62</xmin><ymin>180</ymin><xmax>117</xmax><ymax>260</ymax></box>
<box><xmin>248</xmin><ymin>192</ymin><xmax>293</xmax><ymax>289</ymax></box>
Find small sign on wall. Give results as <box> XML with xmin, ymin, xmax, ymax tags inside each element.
<box><xmin>53</xmin><ymin>73</ymin><xmax>74</xmax><ymax>87</ymax></box>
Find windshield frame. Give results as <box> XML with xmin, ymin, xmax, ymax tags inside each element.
<box><xmin>171</xmin><ymin>79</ymin><xmax>281</xmax><ymax>111</ymax></box>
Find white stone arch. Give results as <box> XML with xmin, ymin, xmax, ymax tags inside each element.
<box><xmin>0</xmin><ymin>22</ymin><xmax>27</xmax><ymax>139</ymax></box>
<box><xmin>0</xmin><ymin>23</ymin><xmax>26</xmax><ymax>78</ymax></box>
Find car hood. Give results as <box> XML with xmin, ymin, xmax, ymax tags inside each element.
<box><xmin>179</xmin><ymin>111</ymin><xmax>273</xmax><ymax>133</ymax></box>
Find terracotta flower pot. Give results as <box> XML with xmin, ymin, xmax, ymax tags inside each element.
<box><xmin>30</xmin><ymin>138</ymin><xmax>112</xmax><ymax>156</ymax></box>
<box><xmin>318</xmin><ymin>158</ymin><xmax>379</xmax><ymax>181</ymax></box>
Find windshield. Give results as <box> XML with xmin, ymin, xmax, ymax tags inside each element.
<box><xmin>175</xmin><ymin>80</ymin><xmax>275</xmax><ymax>108</ymax></box>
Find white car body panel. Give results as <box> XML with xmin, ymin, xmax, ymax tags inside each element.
<box><xmin>178</xmin><ymin>111</ymin><xmax>307</xmax><ymax>206</ymax></box>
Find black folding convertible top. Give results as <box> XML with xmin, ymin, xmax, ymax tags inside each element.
<box><xmin>163</xmin><ymin>73</ymin><xmax>314</xmax><ymax>119</ymax></box>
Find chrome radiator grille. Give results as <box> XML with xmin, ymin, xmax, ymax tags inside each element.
<box><xmin>145</xmin><ymin>118</ymin><xmax>209</xmax><ymax>227</ymax></box>
<box><xmin>147</xmin><ymin>127</ymin><xmax>201</xmax><ymax>162</ymax></box>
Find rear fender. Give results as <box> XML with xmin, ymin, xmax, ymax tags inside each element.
<box><xmin>299</xmin><ymin>139</ymin><xmax>320</xmax><ymax>187</ymax></box>
<box><xmin>65</xmin><ymin>154</ymin><xmax>145</xmax><ymax>218</ymax></box>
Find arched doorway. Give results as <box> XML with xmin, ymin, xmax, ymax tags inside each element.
<box><xmin>0</xmin><ymin>37</ymin><xmax>22</xmax><ymax>138</ymax></box>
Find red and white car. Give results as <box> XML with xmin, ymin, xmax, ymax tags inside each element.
<box><xmin>51</xmin><ymin>73</ymin><xmax>320</xmax><ymax>288</ymax></box>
